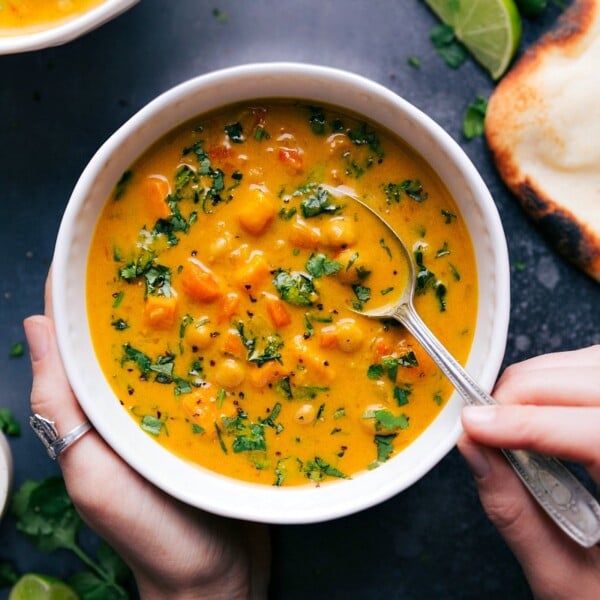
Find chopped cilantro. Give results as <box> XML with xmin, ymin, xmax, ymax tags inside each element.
<box><xmin>144</xmin><ymin>265</ymin><xmax>172</xmax><ymax>297</ymax></box>
<box><xmin>307</xmin><ymin>106</ymin><xmax>327</xmax><ymax>135</ymax></box>
<box><xmin>435</xmin><ymin>281</ymin><xmax>447</xmax><ymax>312</ymax></box>
<box><xmin>278</xmin><ymin>206</ymin><xmax>297</xmax><ymax>220</ymax></box>
<box><xmin>9</xmin><ymin>342</ymin><xmax>24</xmax><ymax>358</ymax></box>
<box><xmin>111</xmin><ymin>318</ymin><xmax>129</xmax><ymax>331</ymax></box>
<box><xmin>112</xmin><ymin>291</ymin><xmax>125</xmax><ymax>308</ymax></box>
<box><xmin>304</xmin><ymin>457</ymin><xmax>349</xmax><ymax>481</ymax></box>
<box><xmin>463</xmin><ymin>96</ymin><xmax>488</xmax><ymax>139</ymax></box>
<box><xmin>254</xmin><ymin>125</ymin><xmax>270</xmax><ymax>141</ymax></box>
<box><xmin>393</xmin><ymin>385</ymin><xmax>412</xmax><ymax>406</ymax></box>
<box><xmin>225</xmin><ymin>121</ymin><xmax>244</xmax><ymax>143</ymax></box>
<box><xmin>383</xmin><ymin>179</ymin><xmax>428</xmax><ymax>204</ymax></box>
<box><xmin>352</xmin><ymin>284</ymin><xmax>371</xmax><ymax>303</ymax></box>
<box><xmin>430</xmin><ymin>23</ymin><xmax>469</xmax><ymax>69</ymax></box>
<box><xmin>113</xmin><ymin>169</ymin><xmax>133</xmax><ymax>200</ymax></box>
<box><xmin>367</xmin><ymin>364</ymin><xmax>384</xmax><ymax>379</ymax></box>
<box><xmin>273</xmin><ymin>269</ymin><xmax>318</xmax><ymax>306</ymax></box>
<box><xmin>374</xmin><ymin>433</ymin><xmax>397</xmax><ymax>463</ymax></box>
<box><xmin>346</xmin><ymin>122</ymin><xmax>384</xmax><ymax>158</ymax></box>
<box><xmin>212</xmin><ymin>7</ymin><xmax>228</xmax><ymax>22</ymax></box>
<box><xmin>0</xmin><ymin>409</ymin><xmax>20</xmax><ymax>436</ymax></box>
<box><xmin>373</xmin><ymin>409</ymin><xmax>409</xmax><ymax>432</ymax></box>
<box><xmin>449</xmin><ymin>263</ymin><xmax>461</xmax><ymax>281</ymax></box>
<box><xmin>298</xmin><ymin>184</ymin><xmax>343</xmax><ymax>218</ymax></box>
<box><xmin>441</xmin><ymin>209</ymin><xmax>457</xmax><ymax>224</ymax></box>
<box><xmin>141</xmin><ymin>415</ymin><xmax>164</xmax><ymax>436</ymax></box>
<box><xmin>295</xmin><ymin>385</ymin><xmax>330</xmax><ymax>400</ymax></box>
<box><xmin>305</xmin><ymin>253</ymin><xmax>343</xmax><ymax>278</ymax></box>
<box><xmin>436</xmin><ymin>242</ymin><xmax>451</xmax><ymax>258</ymax></box>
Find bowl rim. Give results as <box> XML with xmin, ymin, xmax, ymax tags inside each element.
<box><xmin>52</xmin><ymin>62</ymin><xmax>510</xmax><ymax>524</ymax></box>
<box><xmin>0</xmin><ymin>431</ymin><xmax>13</xmax><ymax>519</ymax></box>
<box><xmin>0</xmin><ymin>0</ymin><xmax>139</xmax><ymax>55</ymax></box>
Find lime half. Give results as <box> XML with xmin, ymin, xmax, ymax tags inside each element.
<box><xmin>9</xmin><ymin>574</ymin><xmax>79</xmax><ymax>600</ymax></box>
<box><xmin>425</xmin><ymin>0</ymin><xmax>522</xmax><ymax>79</ymax></box>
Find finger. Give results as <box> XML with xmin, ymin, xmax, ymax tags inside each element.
<box><xmin>25</xmin><ymin>315</ymin><xmax>89</xmax><ymax>437</ymax></box>
<box><xmin>24</xmin><ymin>315</ymin><xmax>154</xmax><ymax>525</ymax></box>
<box><xmin>498</xmin><ymin>346</ymin><xmax>600</xmax><ymax>375</ymax></box>
<box><xmin>457</xmin><ymin>435</ymin><xmax>587</xmax><ymax>591</ymax></box>
<box><xmin>493</xmin><ymin>364</ymin><xmax>600</xmax><ymax>407</ymax></box>
<box><xmin>462</xmin><ymin>405</ymin><xmax>600</xmax><ymax>481</ymax></box>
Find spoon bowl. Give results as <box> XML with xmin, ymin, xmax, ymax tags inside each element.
<box><xmin>324</xmin><ymin>184</ymin><xmax>600</xmax><ymax>549</ymax></box>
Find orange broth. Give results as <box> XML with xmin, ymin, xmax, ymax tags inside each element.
<box><xmin>86</xmin><ymin>100</ymin><xmax>478</xmax><ymax>487</ymax></box>
<box><xmin>0</xmin><ymin>0</ymin><xmax>104</xmax><ymax>35</ymax></box>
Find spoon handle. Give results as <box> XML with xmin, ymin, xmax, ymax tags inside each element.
<box><xmin>395</xmin><ymin>302</ymin><xmax>600</xmax><ymax>548</ymax></box>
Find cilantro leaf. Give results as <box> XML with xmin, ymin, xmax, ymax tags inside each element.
<box><xmin>273</xmin><ymin>269</ymin><xmax>318</xmax><ymax>306</ymax></box>
<box><xmin>430</xmin><ymin>24</ymin><xmax>469</xmax><ymax>69</ymax></box>
<box><xmin>0</xmin><ymin>408</ymin><xmax>20</xmax><ymax>436</ymax></box>
<box><xmin>225</xmin><ymin>122</ymin><xmax>244</xmax><ymax>143</ymax></box>
<box><xmin>463</xmin><ymin>96</ymin><xmax>488</xmax><ymax>139</ymax></box>
<box><xmin>297</xmin><ymin>185</ymin><xmax>343</xmax><ymax>218</ymax></box>
<box><xmin>305</xmin><ymin>253</ymin><xmax>343</xmax><ymax>278</ymax></box>
<box><xmin>374</xmin><ymin>433</ymin><xmax>397</xmax><ymax>463</ymax></box>
<box><xmin>304</xmin><ymin>457</ymin><xmax>349</xmax><ymax>481</ymax></box>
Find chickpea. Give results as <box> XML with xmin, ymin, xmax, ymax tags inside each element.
<box><xmin>326</xmin><ymin>132</ymin><xmax>352</xmax><ymax>154</ymax></box>
<box><xmin>336</xmin><ymin>318</ymin><xmax>364</xmax><ymax>352</ymax></box>
<box><xmin>214</xmin><ymin>358</ymin><xmax>246</xmax><ymax>389</ymax></box>
<box><xmin>208</xmin><ymin>235</ymin><xmax>230</xmax><ymax>262</ymax></box>
<box><xmin>321</xmin><ymin>216</ymin><xmax>357</xmax><ymax>248</ymax></box>
<box><xmin>334</xmin><ymin>248</ymin><xmax>369</xmax><ymax>284</ymax></box>
<box><xmin>186</xmin><ymin>323</ymin><xmax>213</xmax><ymax>350</ymax></box>
<box><xmin>294</xmin><ymin>403</ymin><xmax>316</xmax><ymax>425</ymax></box>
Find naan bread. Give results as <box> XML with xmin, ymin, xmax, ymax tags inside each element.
<box><xmin>485</xmin><ymin>0</ymin><xmax>600</xmax><ymax>282</ymax></box>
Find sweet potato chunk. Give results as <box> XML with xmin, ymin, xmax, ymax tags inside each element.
<box><xmin>181</xmin><ymin>260</ymin><xmax>222</xmax><ymax>303</ymax></box>
<box><xmin>144</xmin><ymin>294</ymin><xmax>178</xmax><ymax>329</ymax></box>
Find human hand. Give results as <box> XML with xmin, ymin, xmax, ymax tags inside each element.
<box><xmin>458</xmin><ymin>346</ymin><xmax>600</xmax><ymax>600</ymax></box>
<box><xmin>24</xmin><ymin>277</ymin><xmax>271</xmax><ymax>600</ymax></box>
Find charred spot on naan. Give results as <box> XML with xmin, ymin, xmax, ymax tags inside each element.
<box><xmin>516</xmin><ymin>181</ymin><xmax>600</xmax><ymax>279</ymax></box>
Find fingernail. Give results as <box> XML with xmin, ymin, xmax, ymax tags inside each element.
<box><xmin>459</xmin><ymin>440</ymin><xmax>491</xmax><ymax>479</ymax></box>
<box><xmin>23</xmin><ymin>317</ymin><xmax>49</xmax><ymax>362</ymax></box>
<box><xmin>462</xmin><ymin>405</ymin><xmax>497</xmax><ymax>426</ymax></box>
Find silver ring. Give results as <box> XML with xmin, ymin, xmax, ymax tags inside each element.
<box><xmin>29</xmin><ymin>413</ymin><xmax>92</xmax><ymax>460</ymax></box>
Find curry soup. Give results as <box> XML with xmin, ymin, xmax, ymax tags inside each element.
<box><xmin>0</xmin><ymin>0</ymin><xmax>104</xmax><ymax>35</ymax></box>
<box><xmin>87</xmin><ymin>100</ymin><xmax>478</xmax><ymax>487</ymax></box>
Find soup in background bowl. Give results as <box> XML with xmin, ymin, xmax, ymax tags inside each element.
<box><xmin>52</xmin><ymin>63</ymin><xmax>510</xmax><ymax>523</ymax></box>
<box><xmin>0</xmin><ymin>0</ymin><xmax>138</xmax><ymax>54</ymax></box>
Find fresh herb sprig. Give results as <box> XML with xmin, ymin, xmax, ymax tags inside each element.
<box><xmin>12</xmin><ymin>477</ymin><xmax>132</xmax><ymax>599</ymax></box>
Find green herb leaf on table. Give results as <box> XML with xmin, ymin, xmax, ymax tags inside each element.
<box><xmin>11</xmin><ymin>477</ymin><xmax>132</xmax><ymax>598</ymax></box>
<box><xmin>463</xmin><ymin>96</ymin><xmax>488</xmax><ymax>139</ymax></box>
<box><xmin>0</xmin><ymin>409</ymin><xmax>20</xmax><ymax>436</ymax></box>
<box><xmin>9</xmin><ymin>342</ymin><xmax>25</xmax><ymax>358</ymax></box>
<box><xmin>430</xmin><ymin>23</ymin><xmax>469</xmax><ymax>69</ymax></box>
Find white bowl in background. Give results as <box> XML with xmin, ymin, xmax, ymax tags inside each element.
<box><xmin>0</xmin><ymin>0</ymin><xmax>139</xmax><ymax>55</ymax></box>
<box><xmin>52</xmin><ymin>63</ymin><xmax>510</xmax><ymax>524</ymax></box>
<box><xmin>0</xmin><ymin>431</ymin><xmax>13</xmax><ymax>519</ymax></box>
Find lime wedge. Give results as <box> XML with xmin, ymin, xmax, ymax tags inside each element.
<box><xmin>425</xmin><ymin>0</ymin><xmax>522</xmax><ymax>79</ymax></box>
<box><xmin>9</xmin><ymin>574</ymin><xmax>79</xmax><ymax>600</ymax></box>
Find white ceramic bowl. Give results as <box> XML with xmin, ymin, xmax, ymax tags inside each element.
<box><xmin>0</xmin><ymin>431</ymin><xmax>13</xmax><ymax>519</ymax></box>
<box><xmin>0</xmin><ymin>0</ymin><xmax>138</xmax><ymax>55</ymax></box>
<box><xmin>52</xmin><ymin>63</ymin><xmax>510</xmax><ymax>524</ymax></box>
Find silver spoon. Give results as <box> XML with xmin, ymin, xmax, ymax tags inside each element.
<box><xmin>324</xmin><ymin>184</ymin><xmax>600</xmax><ymax>548</ymax></box>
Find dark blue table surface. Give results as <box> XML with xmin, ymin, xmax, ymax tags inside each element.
<box><xmin>1</xmin><ymin>1</ymin><xmax>599</xmax><ymax>598</ymax></box>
